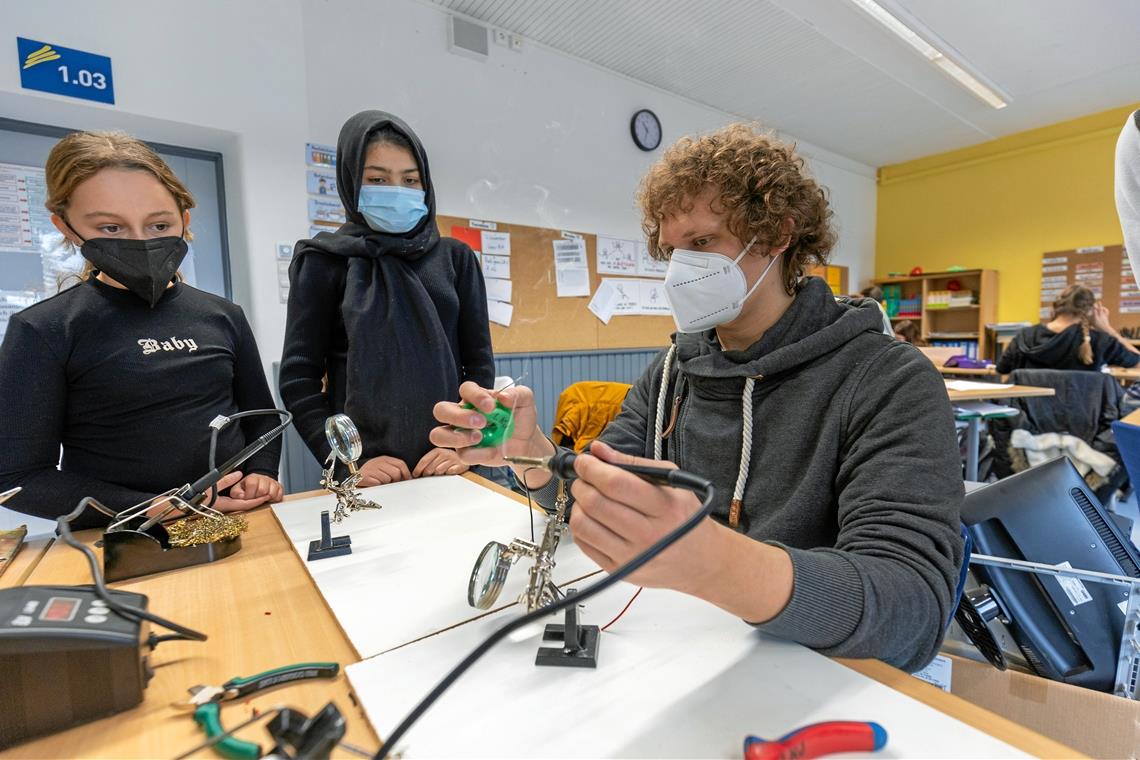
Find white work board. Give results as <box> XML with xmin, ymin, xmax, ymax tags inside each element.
<box><xmin>347</xmin><ymin>585</ymin><xmax>1026</xmax><ymax>758</ymax></box>
<box><xmin>272</xmin><ymin>475</ymin><xmax>601</xmax><ymax>658</ymax></box>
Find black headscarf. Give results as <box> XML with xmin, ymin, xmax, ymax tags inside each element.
<box><xmin>291</xmin><ymin>110</ymin><xmax>460</xmax><ymax>466</ymax></box>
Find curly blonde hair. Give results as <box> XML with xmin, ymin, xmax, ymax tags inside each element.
<box><xmin>637</xmin><ymin>123</ymin><xmax>836</xmax><ymax>294</ymax></box>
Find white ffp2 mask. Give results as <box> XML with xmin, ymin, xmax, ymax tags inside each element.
<box><xmin>663</xmin><ymin>236</ymin><xmax>779</xmax><ymax>333</ymax></box>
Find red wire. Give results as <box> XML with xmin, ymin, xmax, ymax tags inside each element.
<box><xmin>600</xmin><ymin>586</ymin><xmax>643</xmax><ymax>632</ymax></box>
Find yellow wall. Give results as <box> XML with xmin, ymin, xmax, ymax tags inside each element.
<box><xmin>876</xmin><ymin>102</ymin><xmax>1140</xmax><ymax>323</ymax></box>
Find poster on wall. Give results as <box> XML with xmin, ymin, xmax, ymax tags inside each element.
<box><xmin>308</xmin><ymin>198</ymin><xmax>345</xmax><ymax>225</ymax></box>
<box><xmin>596</xmin><ymin>236</ymin><xmax>638</xmax><ymax>276</ymax></box>
<box><xmin>306</xmin><ymin>143</ymin><xmax>337</xmax><ymax>168</ymax></box>
<box><xmin>306</xmin><ymin>169</ymin><xmax>337</xmax><ymax>196</ymax></box>
<box><xmin>0</xmin><ymin>161</ymin><xmax>72</xmax><ymax>339</ymax></box>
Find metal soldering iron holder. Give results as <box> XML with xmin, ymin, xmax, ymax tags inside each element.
<box><xmin>102</xmin><ymin>492</ymin><xmax>241</xmax><ymax>582</ymax></box>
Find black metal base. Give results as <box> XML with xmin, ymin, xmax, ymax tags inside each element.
<box><xmin>307</xmin><ymin>510</ymin><xmax>352</xmax><ymax>562</ymax></box>
<box><xmin>103</xmin><ymin>525</ymin><xmax>241</xmax><ymax>583</ymax></box>
<box><xmin>535</xmin><ymin>592</ymin><xmax>599</xmax><ymax>668</ymax></box>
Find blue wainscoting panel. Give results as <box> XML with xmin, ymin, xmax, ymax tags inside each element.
<box><xmin>275</xmin><ymin>348</ymin><xmax>662</xmax><ymax>494</ymax></box>
<box><xmin>494</xmin><ymin>348</ymin><xmax>661</xmax><ymax>436</ymax></box>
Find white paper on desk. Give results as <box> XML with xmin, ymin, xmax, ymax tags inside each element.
<box><xmin>553</xmin><ymin>238</ymin><xmax>590</xmax><ymax>297</ymax></box>
<box><xmin>347</xmin><ymin>587</ymin><xmax>1026</xmax><ymax>759</ymax></box>
<box><xmin>484</xmin><ymin>277</ymin><xmax>512</xmax><ymax>303</ymax></box>
<box><xmin>588</xmin><ymin>280</ymin><xmax>618</xmax><ymax>324</ymax></box>
<box><xmin>637</xmin><ymin>240</ymin><xmax>668</xmax><ymax>278</ymax></box>
<box><xmin>946</xmin><ymin>380</ymin><xmax>1014</xmax><ymax>391</ymax></box>
<box><xmin>638</xmin><ymin>279</ymin><xmax>670</xmax><ymax>314</ymax></box>
<box><xmin>597</xmin><ymin>236</ymin><xmax>638</xmax><ymax>275</ymax></box>
<box><xmin>481</xmin><ymin>254</ymin><xmax>510</xmax><ymax>279</ymax></box>
<box><xmin>481</xmin><ymin>231</ymin><xmax>510</xmax><ymax>256</ymax></box>
<box><xmin>604</xmin><ymin>277</ymin><xmax>640</xmax><ymax>315</ymax></box>
<box><xmin>487</xmin><ymin>299</ymin><xmax>513</xmax><ymax>327</ymax></box>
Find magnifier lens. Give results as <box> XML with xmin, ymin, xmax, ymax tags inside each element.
<box><xmin>325</xmin><ymin>414</ymin><xmax>363</xmax><ymax>463</ymax></box>
<box><xmin>469</xmin><ymin>541</ymin><xmax>510</xmax><ymax>609</ymax></box>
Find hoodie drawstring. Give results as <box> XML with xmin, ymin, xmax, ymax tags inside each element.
<box><xmin>652</xmin><ymin>344</ymin><xmax>755</xmax><ymax>530</ymax></box>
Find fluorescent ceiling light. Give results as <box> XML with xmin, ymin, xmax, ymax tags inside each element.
<box><xmin>848</xmin><ymin>0</ymin><xmax>1008</xmax><ymax>109</ymax></box>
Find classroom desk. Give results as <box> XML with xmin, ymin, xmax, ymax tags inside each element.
<box><xmin>0</xmin><ymin>536</ymin><xmax>52</xmax><ymax>590</ymax></box>
<box><xmin>0</xmin><ymin>476</ymin><xmax>1077</xmax><ymax>759</ymax></box>
<box><xmin>1108</xmin><ymin>365</ymin><xmax>1140</xmax><ymax>385</ymax></box>
<box><xmin>946</xmin><ymin>382</ymin><xmax>1055</xmax><ymax>481</ymax></box>
<box><xmin>939</xmin><ymin>365</ymin><xmax>998</xmax><ymax>376</ymax></box>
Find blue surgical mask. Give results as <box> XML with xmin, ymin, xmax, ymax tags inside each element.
<box><xmin>357</xmin><ymin>185</ymin><xmax>428</xmax><ymax>233</ymax></box>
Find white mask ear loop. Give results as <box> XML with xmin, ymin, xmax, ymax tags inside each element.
<box><xmin>739</xmin><ymin>244</ymin><xmax>780</xmax><ymax>304</ymax></box>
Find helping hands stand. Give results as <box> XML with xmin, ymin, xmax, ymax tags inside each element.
<box><xmin>466</xmin><ymin>481</ymin><xmax>599</xmax><ymax>667</ymax></box>
<box><xmin>307</xmin><ymin>415</ymin><xmax>380</xmax><ymax>562</ymax></box>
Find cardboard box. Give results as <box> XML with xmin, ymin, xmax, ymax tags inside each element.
<box><xmin>944</xmin><ymin>654</ymin><xmax>1140</xmax><ymax>758</ymax></box>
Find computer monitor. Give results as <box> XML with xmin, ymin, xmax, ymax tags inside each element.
<box><xmin>959</xmin><ymin>456</ymin><xmax>1140</xmax><ymax>692</ymax></box>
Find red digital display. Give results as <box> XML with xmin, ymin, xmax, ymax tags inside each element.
<box><xmin>40</xmin><ymin>597</ymin><xmax>80</xmax><ymax>622</ymax></box>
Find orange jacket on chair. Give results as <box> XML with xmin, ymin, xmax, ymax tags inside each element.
<box><xmin>551</xmin><ymin>381</ymin><xmax>633</xmax><ymax>453</ymax></box>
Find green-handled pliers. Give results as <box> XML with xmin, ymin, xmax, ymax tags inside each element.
<box><xmin>175</xmin><ymin>662</ymin><xmax>340</xmax><ymax>760</ymax></box>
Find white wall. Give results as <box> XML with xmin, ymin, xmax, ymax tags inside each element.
<box><xmin>304</xmin><ymin>0</ymin><xmax>877</xmax><ymax>284</ymax></box>
<box><xmin>0</xmin><ymin>0</ymin><xmax>876</xmax><ymax>533</ymax></box>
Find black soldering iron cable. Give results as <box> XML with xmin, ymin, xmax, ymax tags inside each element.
<box><xmin>374</xmin><ymin>457</ymin><xmax>715</xmax><ymax>759</ymax></box>
<box><xmin>56</xmin><ymin>497</ymin><xmax>209</xmax><ymax>642</ymax></box>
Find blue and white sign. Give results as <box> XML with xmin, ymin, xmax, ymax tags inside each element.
<box><xmin>17</xmin><ymin>37</ymin><xmax>115</xmax><ymax>105</ymax></box>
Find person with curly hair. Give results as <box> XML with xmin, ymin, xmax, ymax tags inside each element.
<box><xmin>431</xmin><ymin>124</ymin><xmax>964</xmax><ymax>672</ymax></box>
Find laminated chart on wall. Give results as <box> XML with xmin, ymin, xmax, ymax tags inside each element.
<box><xmin>1122</xmin><ymin>249</ymin><xmax>1140</xmax><ymax>313</ymax></box>
<box><xmin>1040</xmin><ymin>245</ymin><xmax>1140</xmax><ymax>328</ymax></box>
<box><xmin>305</xmin><ymin>142</ymin><xmax>342</xmax><ymax>236</ymax></box>
<box><xmin>0</xmin><ymin>162</ymin><xmax>75</xmax><ymax>339</ymax></box>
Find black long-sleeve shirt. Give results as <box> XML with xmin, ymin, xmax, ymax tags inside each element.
<box><xmin>0</xmin><ymin>278</ymin><xmax>280</xmax><ymax>528</ymax></box>
<box><xmin>279</xmin><ymin>243</ymin><xmax>494</xmax><ymax>467</ymax></box>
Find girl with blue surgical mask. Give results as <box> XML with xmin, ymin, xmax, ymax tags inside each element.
<box><xmin>280</xmin><ymin>111</ymin><xmax>494</xmax><ymax>484</ymax></box>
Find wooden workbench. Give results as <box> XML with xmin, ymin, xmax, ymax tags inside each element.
<box><xmin>0</xmin><ymin>476</ymin><xmax>1078</xmax><ymax>758</ymax></box>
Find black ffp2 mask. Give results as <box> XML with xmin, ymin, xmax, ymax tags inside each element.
<box><xmin>80</xmin><ymin>236</ymin><xmax>189</xmax><ymax>308</ymax></box>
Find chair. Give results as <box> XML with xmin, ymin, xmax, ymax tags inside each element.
<box><xmin>550</xmin><ymin>381</ymin><xmax>632</xmax><ymax>453</ymax></box>
<box><xmin>990</xmin><ymin>369</ymin><xmax>1126</xmax><ymax>502</ymax></box>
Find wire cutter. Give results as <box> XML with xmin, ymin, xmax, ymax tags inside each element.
<box><xmin>744</xmin><ymin>721</ymin><xmax>887</xmax><ymax>760</ymax></box>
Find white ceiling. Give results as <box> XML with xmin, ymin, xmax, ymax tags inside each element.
<box><xmin>426</xmin><ymin>0</ymin><xmax>1140</xmax><ymax>167</ymax></box>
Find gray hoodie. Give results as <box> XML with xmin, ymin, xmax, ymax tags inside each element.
<box><xmin>535</xmin><ymin>276</ymin><xmax>964</xmax><ymax>672</ymax></box>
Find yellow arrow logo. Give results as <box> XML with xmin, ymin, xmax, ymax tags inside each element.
<box><xmin>23</xmin><ymin>44</ymin><xmax>61</xmax><ymax>69</ymax></box>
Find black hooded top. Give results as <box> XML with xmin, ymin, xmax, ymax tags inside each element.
<box><xmin>279</xmin><ymin>111</ymin><xmax>494</xmax><ymax>468</ymax></box>
<box><xmin>995</xmin><ymin>323</ymin><xmax>1138</xmax><ymax>373</ymax></box>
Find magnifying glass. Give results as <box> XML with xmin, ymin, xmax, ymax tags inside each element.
<box><xmin>325</xmin><ymin>414</ymin><xmax>363</xmax><ymax>474</ymax></box>
<box><xmin>468</xmin><ymin>540</ymin><xmax>516</xmax><ymax>610</ymax></box>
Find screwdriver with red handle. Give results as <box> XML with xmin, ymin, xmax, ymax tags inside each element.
<box><xmin>744</xmin><ymin>721</ymin><xmax>888</xmax><ymax>760</ymax></box>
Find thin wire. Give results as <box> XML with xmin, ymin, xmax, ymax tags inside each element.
<box><xmin>600</xmin><ymin>586</ymin><xmax>644</xmax><ymax>632</ymax></box>
<box><xmin>373</xmin><ymin>468</ymin><xmax>714</xmax><ymax>758</ymax></box>
<box><xmin>520</xmin><ymin>466</ymin><xmax>542</xmax><ymax>543</ymax></box>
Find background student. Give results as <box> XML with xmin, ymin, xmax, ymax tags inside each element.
<box><xmin>996</xmin><ymin>284</ymin><xmax>1140</xmax><ymax>373</ymax></box>
<box><xmin>0</xmin><ymin>131</ymin><xmax>283</xmax><ymax>528</ymax></box>
<box><xmin>280</xmin><ymin>111</ymin><xmax>494</xmax><ymax>485</ymax></box>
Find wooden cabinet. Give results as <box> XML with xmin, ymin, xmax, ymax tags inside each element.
<box><xmin>874</xmin><ymin>269</ymin><xmax>999</xmax><ymax>358</ymax></box>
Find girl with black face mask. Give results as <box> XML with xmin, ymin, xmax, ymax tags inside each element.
<box><xmin>0</xmin><ymin>131</ymin><xmax>284</xmax><ymax>528</ymax></box>
<box><xmin>280</xmin><ymin>111</ymin><xmax>495</xmax><ymax>484</ymax></box>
